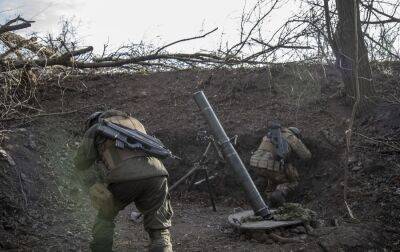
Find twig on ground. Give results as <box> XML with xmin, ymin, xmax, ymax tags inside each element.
<box><xmin>355</xmin><ymin>132</ymin><xmax>400</xmax><ymax>152</ymax></box>
<box><xmin>344</xmin><ymin>200</ymin><xmax>356</xmax><ymax>219</ymax></box>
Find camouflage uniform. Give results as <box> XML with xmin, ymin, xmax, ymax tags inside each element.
<box><xmin>74</xmin><ymin>110</ymin><xmax>173</xmax><ymax>252</ymax></box>
<box><xmin>250</xmin><ymin>127</ymin><xmax>311</xmax><ymax>205</ymax></box>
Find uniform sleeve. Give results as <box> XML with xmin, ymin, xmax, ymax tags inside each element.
<box><xmin>284</xmin><ymin>132</ymin><xmax>312</xmax><ymax>161</ymax></box>
<box><xmin>258</xmin><ymin>136</ymin><xmax>276</xmax><ymax>152</ymax></box>
<box><xmin>74</xmin><ymin>125</ymin><xmax>99</xmax><ymax>171</ymax></box>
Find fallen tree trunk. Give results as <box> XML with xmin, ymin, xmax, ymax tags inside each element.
<box><xmin>1</xmin><ymin>50</ymin><xmax>263</xmax><ymax>71</ymax></box>
<box><xmin>0</xmin><ymin>17</ymin><xmax>34</xmax><ymax>35</ymax></box>
<box><xmin>0</xmin><ymin>32</ymin><xmax>56</xmax><ymax>58</ymax></box>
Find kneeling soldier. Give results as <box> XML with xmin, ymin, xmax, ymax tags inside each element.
<box><xmin>250</xmin><ymin>122</ymin><xmax>311</xmax><ymax>207</ymax></box>
<box><xmin>74</xmin><ymin>109</ymin><xmax>173</xmax><ymax>252</ymax></box>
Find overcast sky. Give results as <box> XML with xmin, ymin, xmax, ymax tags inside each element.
<box><xmin>0</xmin><ymin>0</ymin><xmax>297</xmax><ymax>54</ymax></box>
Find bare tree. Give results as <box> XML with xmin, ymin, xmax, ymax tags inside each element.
<box><xmin>335</xmin><ymin>0</ymin><xmax>375</xmax><ymax>111</ymax></box>
<box><xmin>246</xmin><ymin>0</ymin><xmax>399</xmax><ymax>109</ymax></box>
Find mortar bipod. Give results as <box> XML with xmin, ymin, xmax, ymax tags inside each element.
<box><xmin>168</xmin><ymin>134</ymin><xmax>236</xmax><ymax>211</ymax></box>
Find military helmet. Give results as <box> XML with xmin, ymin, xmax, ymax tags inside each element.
<box><xmin>99</xmin><ymin>109</ymin><xmax>128</xmax><ymax>119</ymax></box>
<box><xmin>269</xmin><ymin>121</ymin><xmax>282</xmax><ymax>129</ymax></box>
<box><xmin>288</xmin><ymin>127</ymin><xmax>301</xmax><ymax>137</ymax></box>
<box><xmin>85</xmin><ymin>109</ymin><xmax>131</xmax><ymax>131</ymax></box>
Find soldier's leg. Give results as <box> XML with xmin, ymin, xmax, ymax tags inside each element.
<box><xmin>90</xmin><ymin>209</ymin><xmax>119</xmax><ymax>252</ymax></box>
<box><xmin>272</xmin><ymin>180</ymin><xmax>298</xmax><ymax>204</ymax></box>
<box><xmin>263</xmin><ymin>170</ymin><xmax>284</xmax><ymax>207</ymax></box>
<box><xmin>270</xmin><ymin>164</ymin><xmax>299</xmax><ymax>207</ymax></box>
<box><xmin>107</xmin><ymin>177</ymin><xmax>172</xmax><ymax>251</ymax></box>
<box><xmin>280</xmin><ymin>163</ymin><xmax>300</xmax><ymax>196</ymax></box>
<box><xmin>276</xmin><ymin>181</ymin><xmax>299</xmax><ymax>196</ymax></box>
<box><xmin>88</xmin><ymin>183</ymin><xmax>122</xmax><ymax>252</ymax></box>
<box><xmin>134</xmin><ymin>177</ymin><xmax>173</xmax><ymax>252</ymax></box>
<box><xmin>148</xmin><ymin>229</ymin><xmax>172</xmax><ymax>252</ymax></box>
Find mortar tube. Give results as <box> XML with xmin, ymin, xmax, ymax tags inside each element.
<box><xmin>193</xmin><ymin>91</ymin><xmax>271</xmax><ymax>219</ymax></box>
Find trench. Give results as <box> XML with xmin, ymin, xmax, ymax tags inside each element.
<box><xmin>1</xmin><ymin>67</ymin><xmax>390</xmax><ymax>250</ymax></box>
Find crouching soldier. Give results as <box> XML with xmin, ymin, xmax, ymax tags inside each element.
<box><xmin>250</xmin><ymin>122</ymin><xmax>311</xmax><ymax>207</ymax></box>
<box><xmin>74</xmin><ymin>109</ymin><xmax>173</xmax><ymax>252</ymax></box>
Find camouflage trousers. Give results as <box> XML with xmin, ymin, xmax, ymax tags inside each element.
<box><xmin>90</xmin><ymin>177</ymin><xmax>173</xmax><ymax>252</ymax></box>
<box><xmin>255</xmin><ymin>163</ymin><xmax>299</xmax><ymax>198</ymax></box>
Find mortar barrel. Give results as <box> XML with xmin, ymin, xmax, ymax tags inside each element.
<box><xmin>193</xmin><ymin>90</ymin><xmax>271</xmax><ymax>218</ymax></box>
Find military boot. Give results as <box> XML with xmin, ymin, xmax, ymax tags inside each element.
<box><xmin>269</xmin><ymin>190</ymin><xmax>287</xmax><ymax>208</ymax></box>
<box><xmin>148</xmin><ymin>229</ymin><xmax>172</xmax><ymax>252</ymax></box>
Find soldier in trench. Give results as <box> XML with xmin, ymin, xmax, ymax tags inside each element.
<box><xmin>250</xmin><ymin>122</ymin><xmax>312</xmax><ymax>207</ymax></box>
<box><xmin>74</xmin><ymin>109</ymin><xmax>173</xmax><ymax>252</ymax></box>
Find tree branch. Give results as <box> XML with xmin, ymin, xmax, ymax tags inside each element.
<box><xmin>361</xmin><ymin>19</ymin><xmax>400</xmax><ymax>24</ymax></box>
<box><xmin>364</xmin><ymin>33</ymin><xmax>400</xmax><ymax>59</ymax></box>
<box><xmin>227</xmin><ymin>0</ymin><xmax>280</xmax><ymax>57</ymax></box>
<box><xmin>245</xmin><ymin>39</ymin><xmax>312</xmax><ymax>62</ymax></box>
<box><xmin>0</xmin><ymin>16</ymin><xmax>34</xmax><ymax>34</ymax></box>
<box><xmin>1</xmin><ymin>46</ymin><xmax>93</xmax><ymax>70</ymax></box>
<box><xmin>155</xmin><ymin>27</ymin><xmax>218</xmax><ymax>54</ymax></box>
<box><xmin>360</xmin><ymin>1</ymin><xmax>400</xmax><ymax>23</ymax></box>
<box><xmin>324</xmin><ymin>0</ymin><xmax>339</xmax><ymax>56</ymax></box>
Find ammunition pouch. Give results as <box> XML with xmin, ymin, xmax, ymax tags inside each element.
<box><xmin>283</xmin><ymin>163</ymin><xmax>299</xmax><ymax>181</ymax></box>
<box><xmin>89</xmin><ymin>183</ymin><xmax>116</xmax><ymax>217</ymax></box>
<box><xmin>250</xmin><ymin>150</ymin><xmax>282</xmax><ymax>172</ymax></box>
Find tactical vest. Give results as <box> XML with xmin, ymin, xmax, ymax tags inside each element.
<box><xmin>97</xmin><ymin>115</ymin><xmax>147</xmax><ymax>171</ymax></box>
<box><xmin>250</xmin><ymin>136</ymin><xmax>282</xmax><ymax>172</ymax></box>
<box><xmin>250</xmin><ymin>128</ymin><xmax>311</xmax><ymax>172</ymax></box>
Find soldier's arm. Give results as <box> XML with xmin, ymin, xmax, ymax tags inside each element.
<box><xmin>73</xmin><ymin>126</ymin><xmax>101</xmax><ymax>190</ymax></box>
<box><xmin>285</xmin><ymin>133</ymin><xmax>312</xmax><ymax>160</ymax></box>
<box><xmin>74</xmin><ymin>125</ymin><xmax>99</xmax><ymax>171</ymax></box>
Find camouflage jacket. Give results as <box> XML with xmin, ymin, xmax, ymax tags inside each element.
<box><xmin>250</xmin><ymin>127</ymin><xmax>311</xmax><ymax>171</ymax></box>
<box><xmin>74</xmin><ymin>115</ymin><xmax>168</xmax><ymax>184</ymax></box>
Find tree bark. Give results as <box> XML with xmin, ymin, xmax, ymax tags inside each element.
<box><xmin>0</xmin><ymin>32</ymin><xmax>56</xmax><ymax>58</ymax></box>
<box><xmin>335</xmin><ymin>0</ymin><xmax>375</xmax><ymax>111</ymax></box>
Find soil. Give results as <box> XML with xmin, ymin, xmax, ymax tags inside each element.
<box><xmin>1</xmin><ymin>64</ymin><xmax>399</xmax><ymax>251</ymax></box>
